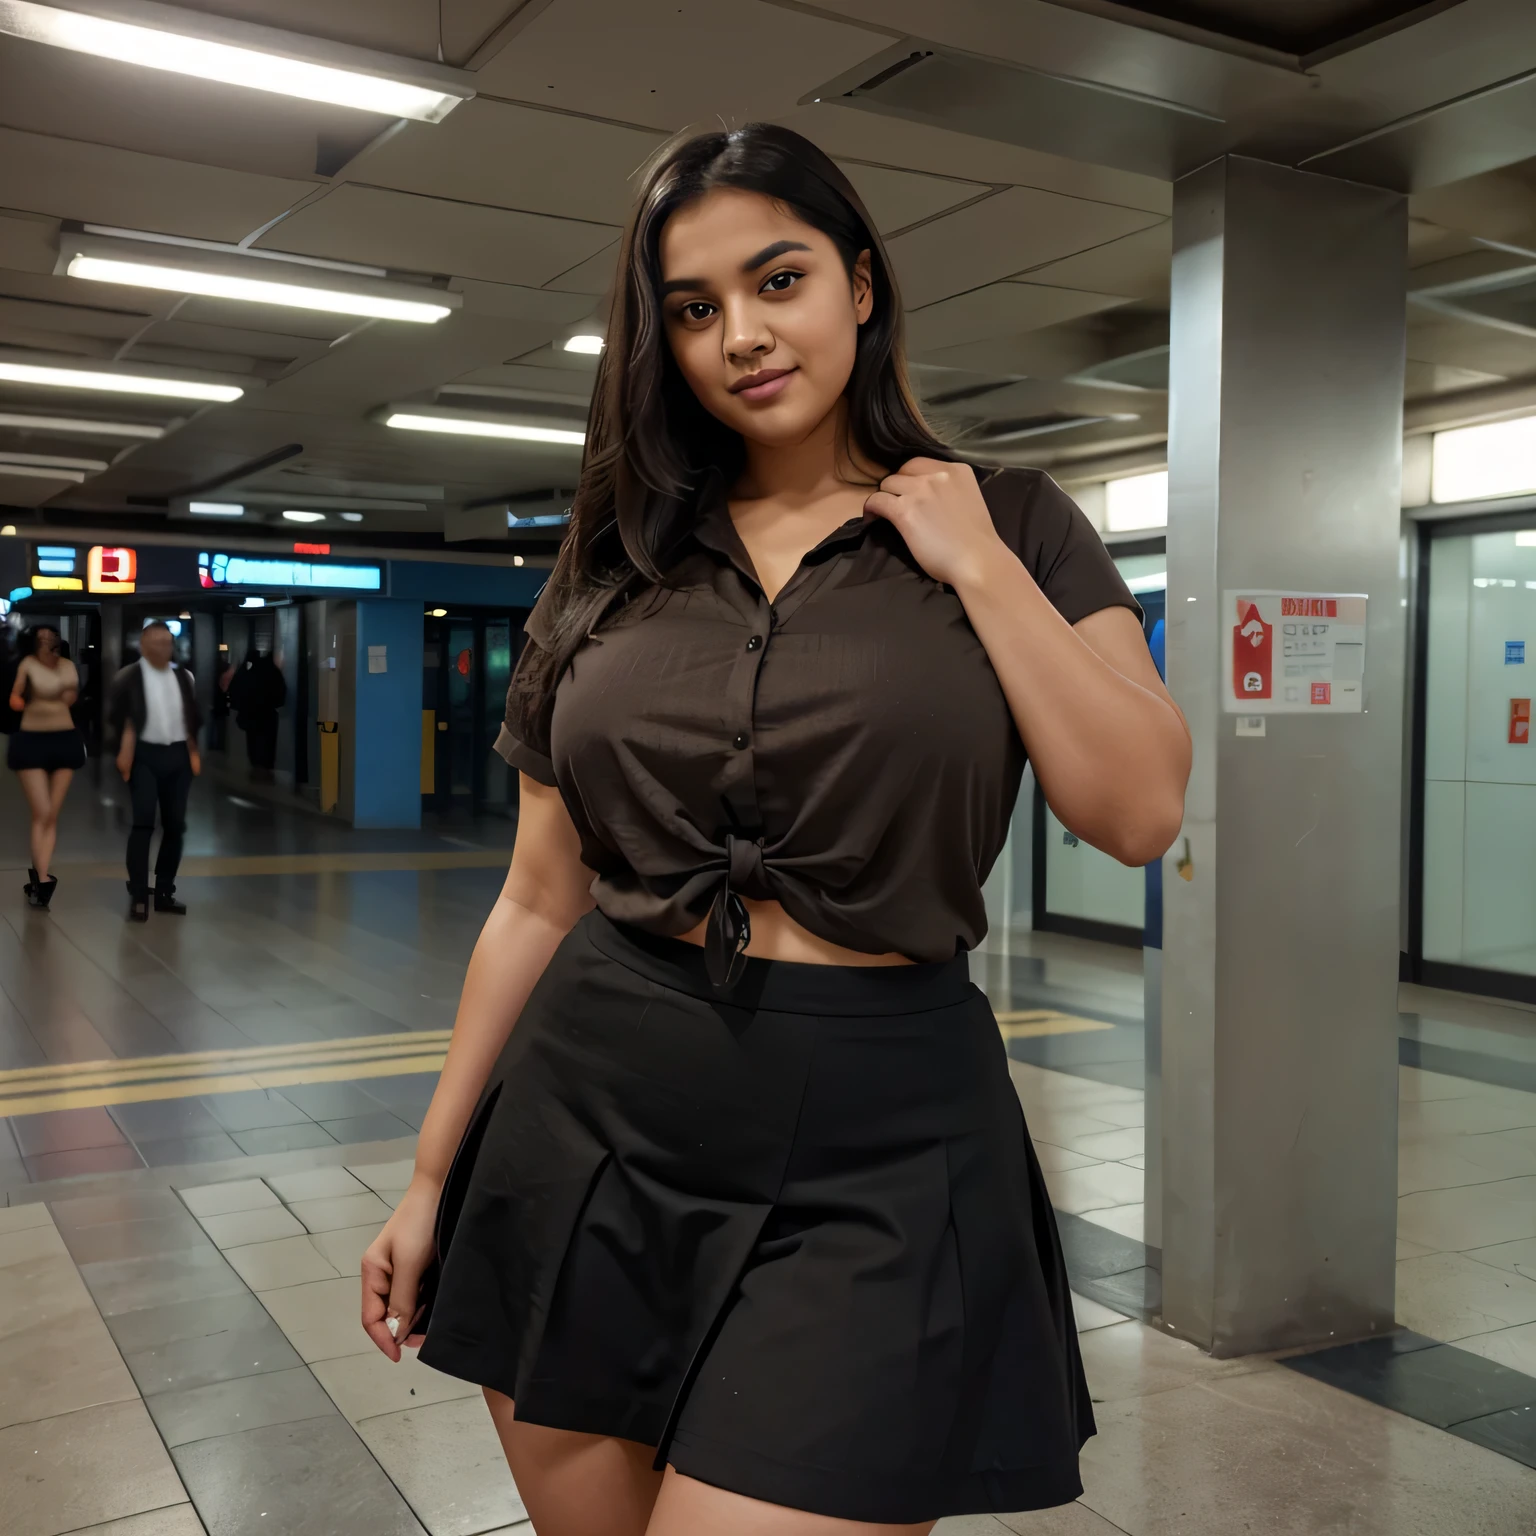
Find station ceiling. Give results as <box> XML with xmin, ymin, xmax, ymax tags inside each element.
<box><xmin>1</xmin><ymin>0</ymin><xmax>1535</xmax><ymax>544</ymax></box>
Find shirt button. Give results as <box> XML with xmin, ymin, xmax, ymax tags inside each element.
<box><xmin>733</xmin><ymin>733</ymin><xmax>748</xmax><ymax>750</ymax></box>
<box><xmin>746</xmin><ymin>635</ymin><xmax>762</xmax><ymax>651</ymax></box>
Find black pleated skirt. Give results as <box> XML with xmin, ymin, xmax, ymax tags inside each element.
<box><xmin>420</xmin><ymin>912</ymin><xmax>1093</xmax><ymax>1524</ymax></box>
<box><xmin>7</xmin><ymin>728</ymin><xmax>85</xmax><ymax>773</ymax></box>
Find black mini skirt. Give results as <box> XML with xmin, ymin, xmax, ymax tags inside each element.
<box><xmin>7</xmin><ymin>728</ymin><xmax>85</xmax><ymax>773</ymax></box>
<box><xmin>420</xmin><ymin>912</ymin><xmax>1094</xmax><ymax>1524</ymax></box>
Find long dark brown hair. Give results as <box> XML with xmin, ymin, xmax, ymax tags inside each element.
<box><xmin>515</xmin><ymin>122</ymin><xmax>949</xmax><ymax>734</ymax></box>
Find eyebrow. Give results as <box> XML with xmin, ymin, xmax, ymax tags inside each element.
<box><xmin>660</xmin><ymin>240</ymin><xmax>813</xmax><ymax>297</ymax></box>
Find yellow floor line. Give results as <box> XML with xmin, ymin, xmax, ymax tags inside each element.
<box><xmin>997</xmin><ymin>1013</ymin><xmax>1116</xmax><ymax>1040</ymax></box>
<box><xmin>0</xmin><ymin>1051</ymin><xmax>449</xmax><ymax>1118</ymax></box>
<box><xmin>0</xmin><ymin>1040</ymin><xmax>453</xmax><ymax>1097</ymax></box>
<box><xmin>0</xmin><ymin>1029</ymin><xmax>453</xmax><ymax>1087</ymax></box>
<box><xmin>0</xmin><ymin>1013</ymin><xmax>1115</xmax><ymax>1117</ymax></box>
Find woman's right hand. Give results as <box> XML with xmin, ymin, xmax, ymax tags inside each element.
<box><xmin>361</xmin><ymin>1175</ymin><xmax>440</xmax><ymax>1362</ymax></box>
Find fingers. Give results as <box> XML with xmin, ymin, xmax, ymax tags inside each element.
<box><xmin>862</xmin><ymin>489</ymin><xmax>903</xmax><ymax>523</ymax></box>
<box><xmin>361</xmin><ymin>1250</ymin><xmax>401</xmax><ymax>1362</ymax></box>
<box><xmin>387</xmin><ymin>1260</ymin><xmax>425</xmax><ymax>1352</ymax></box>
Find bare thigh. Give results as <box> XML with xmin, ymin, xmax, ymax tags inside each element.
<box><xmin>483</xmin><ymin>1388</ymin><xmax>663</xmax><ymax>1536</ymax></box>
<box><xmin>646</xmin><ymin>1468</ymin><xmax>936</xmax><ymax>1536</ymax></box>
<box><xmin>15</xmin><ymin>768</ymin><xmax>50</xmax><ymax>821</ymax></box>
<box><xmin>47</xmin><ymin>767</ymin><xmax>73</xmax><ymax>814</ymax></box>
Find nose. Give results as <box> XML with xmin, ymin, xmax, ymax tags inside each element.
<box><xmin>722</xmin><ymin>297</ymin><xmax>772</xmax><ymax>363</ymax></box>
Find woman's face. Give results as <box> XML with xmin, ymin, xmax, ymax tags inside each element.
<box><xmin>659</xmin><ymin>188</ymin><xmax>872</xmax><ymax>451</ymax></box>
<box><xmin>36</xmin><ymin>629</ymin><xmax>59</xmax><ymax>657</ymax></box>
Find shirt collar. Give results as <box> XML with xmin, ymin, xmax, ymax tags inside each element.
<box><xmin>688</xmin><ymin>465</ymin><xmax>872</xmax><ymax>583</ymax></box>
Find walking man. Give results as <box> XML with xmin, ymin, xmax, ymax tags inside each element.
<box><xmin>108</xmin><ymin>622</ymin><xmax>202</xmax><ymax>923</ymax></box>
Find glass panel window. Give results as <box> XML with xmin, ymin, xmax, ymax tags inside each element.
<box><xmin>1422</xmin><ymin>527</ymin><xmax>1536</xmax><ymax>975</ymax></box>
<box><xmin>1432</xmin><ymin>416</ymin><xmax>1536</xmax><ymax>504</ymax></box>
<box><xmin>1105</xmin><ymin>471</ymin><xmax>1168</xmax><ymax>533</ymax></box>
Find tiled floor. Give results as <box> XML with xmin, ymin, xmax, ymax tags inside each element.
<box><xmin>7</xmin><ymin>1115</ymin><xmax>1535</xmax><ymax>1536</ymax></box>
<box><xmin>0</xmin><ymin>779</ymin><xmax>1534</xmax><ymax>1529</ymax></box>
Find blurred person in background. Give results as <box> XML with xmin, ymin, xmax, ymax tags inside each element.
<box><xmin>108</xmin><ymin>620</ymin><xmax>202</xmax><ymax>924</ymax></box>
<box><xmin>7</xmin><ymin>623</ymin><xmax>84</xmax><ymax>909</ymax></box>
<box><xmin>227</xmin><ymin>646</ymin><xmax>286</xmax><ymax>779</ymax></box>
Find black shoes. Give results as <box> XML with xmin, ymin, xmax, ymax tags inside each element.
<box><xmin>24</xmin><ymin>868</ymin><xmax>57</xmax><ymax>909</ymax></box>
<box><xmin>126</xmin><ymin>887</ymin><xmax>186</xmax><ymax>921</ymax></box>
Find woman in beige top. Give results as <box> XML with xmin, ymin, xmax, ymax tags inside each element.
<box><xmin>7</xmin><ymin>625</ymin><xmax>85</xmax><ymax>908</ymax></box>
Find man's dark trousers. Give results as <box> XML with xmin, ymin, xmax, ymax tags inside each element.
<box><xmin>128</xmin><ymin>741</ymin><xmax>193</xmax><ymax>900</ymax></box>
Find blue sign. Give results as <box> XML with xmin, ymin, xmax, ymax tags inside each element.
<box><xmin>198</xmin><ymin>552</ymin><xmax>381</xmax><ymax>592</ymax></box>
<box><xmin>1508</xmin><ymin>640</ymin><xmax>1526</xmax><ymax>665</ymax></box>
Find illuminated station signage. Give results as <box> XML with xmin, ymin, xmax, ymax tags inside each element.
<box><xmin>28</xmin><ymin>544</ymin><xmax>138</xmax><ymax>593</ymax></box>
<box><xmin>198</xmin><ymin>551</ymin><xmax>382</xmax><ymax>591</ymax></box>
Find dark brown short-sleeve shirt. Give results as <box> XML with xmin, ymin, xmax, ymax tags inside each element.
<box><xmin>495</xmin><ymin>467</ymin><xmax>1139</xmax><ymax>961</ymax></box>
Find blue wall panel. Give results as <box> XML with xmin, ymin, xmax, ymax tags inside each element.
<box><xmin>354</xmin><ymin>599</ymin><xmax>424</xmax><ymax>829</ymax></box>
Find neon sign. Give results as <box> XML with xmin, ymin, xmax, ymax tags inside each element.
<box><xmin>198</xmin><ymin>552</ymin><xmax>381</xmax><ymax>591</ymax></box>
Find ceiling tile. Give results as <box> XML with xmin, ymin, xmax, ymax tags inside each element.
<box><xmin>774</xmin><ymin>104</ymin><xmax>1172</xmax><ymax>216</ymax></box>
<box><xmin>907</xmin><ymin>283</ymin><xmax>1128</xmax><ymax>355</ymax></box>
<box><xmin>0</xmin><ymin>214</ymin><xmax>58</xmax><ymax>278</ymax></box>
<box><xmin>887</xmin><ymin>187</ymin><xmax>1164</xmax><ymax>309</ymax></box>
<box><xmin>0</xmin><ymin>34</ymin><xmax>386</xmax><ymax>182</ymax></box>
<box><xmin>258</xmin><ymin>184</ymin><xmax>616</xmax><ymax>287</ymax></box>
<box><xmin>838</xmin><ymin>162</ymin><xmax>984</xmax><ymax>235</ymax></box>
<box><xmin>543</xmin><ymin>242</ymin><xmax>621</xmax><ymax>297</ymax></box>
<box><xmin>0</xmin><ymin>468</ymin><xmax>78</xmax><ymax>507</ymax></box>
<box><xmin>351</xmin><ymin>100</ymin><xmax>664</xmax><ymax>225</ymax></box>
<box><xmin>473</xmin><ymin>0</ymin><xmax>885</xmax><ymax>130</ymax></box>
<box><xmin>0</xmin><ymin>126</ymin><xmax>314</xmax><ymax>244</ymax></box>
<box><xmin>1019</xmin><ymin>222</ymin><xmax>1172</xmax><ymax>301</ymax></box>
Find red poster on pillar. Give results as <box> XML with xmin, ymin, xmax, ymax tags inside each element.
<box><xmin>1233</xmin><ymin>600</ymin><xmax>1273</xmax><ymax>701</ymax></box>
<box><xmin>1511</xmin><ymin>698</ymin><xmax>1530</xmax><ymax>745</ymax></box>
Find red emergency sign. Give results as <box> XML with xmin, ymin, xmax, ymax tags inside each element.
<box><xmin>1233</xmin><ymin>600</ymin><xmax>1272</xmax><ymax>701</ymax></box>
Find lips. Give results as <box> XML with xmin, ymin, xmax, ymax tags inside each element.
<box><xmin>729</xmin><ymin>367</ymin><xmax>795</xmax><ymax>401</ymax></box>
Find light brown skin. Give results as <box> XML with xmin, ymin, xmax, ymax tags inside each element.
<box><xmin>115</xmin><ymin>624</ymin><xmax>201</xmax><ymax>782</ymax></box>
<box><xmin>11</xmin><ymin>627</ymin><xmax>78</xmax><ymax>881</ymax></box>
<box><xmin>363</xmin><ymin>188</ymin><xmax>1191</xmax><ymax>1536</ymax></box>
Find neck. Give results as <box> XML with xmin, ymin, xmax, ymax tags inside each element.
<box><xmin>735</xmin><ymin>401</ymin><xmax>883</xmax><ymax>504</ymax></box>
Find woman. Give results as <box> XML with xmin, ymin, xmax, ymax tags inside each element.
<box><xmin>363</xmin><ymin>125</ymin><xmax>1190</xmax><ymax>1536</ymax></box>
<box><xmin>8</xmin><ymin>624</ymin><xmax>85</xmax><ymax>908</ymax></box>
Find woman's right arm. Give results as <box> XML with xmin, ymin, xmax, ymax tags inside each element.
<box><xmin>361</xmin><ymin>775</ymin><xmax>595</xmax><ymax>1360</ymax></box>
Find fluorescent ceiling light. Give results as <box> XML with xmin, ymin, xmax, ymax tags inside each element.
<box><xmin>188</xmin><ymin>501</ymin><xmax>243</xmax><ymax>517</ymax></box>
<box><xmin>0</xmin><ymin>450</ymin><xmax>107</xmax><ymax>471</ymax></box>
<box><xmin>563</xmin><ymin>335</ymin><xmax>604</xmax><ymax>355</ymax></box>
<box><xmin>282</xmin><ymin>510</ymin><xmax>325</xmax><ymax>523</ymax></box>
<box><xmin>0</xmin><ymin>359</ymin><xmax>242</xmax><ymax>402</ymax></box>
<box><xmin>0</xmin><ymin>0</ymin><xmax>474</xmax><ymax>122</ymax></box>
<box><xmin>239</xmin><ymin>596</ymin><xmax>266</xmax><ymax>608</ymax></box>
<box><xmin>1104</xmin><ymin>470</ymin><xmax>1168</xmax><ymax>533</ymax></box>
<box><xmin>0</xmin><ymin>462</ymin><xmax>86</xmax><ymax>482</ymax></box>
<box><xmin>0</xmin><ymin>409</ymin><xmax>164</xmax><ymax>438</ymax></box>
<box><xmin>65</xmin><ymin>247</ymin><xmax>454</xmax><ymax>323</ymax></box>
<box><xmin>1433</xmin><ymin>416</ymin><xmax>1536</xmax><ymax>503</ymax></box>
<box><xmin>340</xmin><ymin>512</ymin><xmax>363</xmax><ymax>522</ymax></box>
<box><xmin>385</xmin><ymin>411</ymin><xmax>585</xmax><ymax>446</ymax></box>
<box><xmin>1516</xmin><ymin>531</ymin><xmax>1536</xmax><ymax>547</ymax></box>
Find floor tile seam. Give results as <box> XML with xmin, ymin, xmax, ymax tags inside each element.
<box><xmin>1055</xmin><ymin>1497</ymin><xmax>1135</xmax><ymax>1536</ymax></box>
<box><xmin>51</xmin><ymin>1500</ymin><xmax>199</xmax><ymax>1536</ymax></box>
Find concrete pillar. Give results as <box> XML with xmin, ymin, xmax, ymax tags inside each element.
<box><xmin>1160</xmin><ymin>156</ymin><xmax>1407</xmax><ymax>1356</ymax></box>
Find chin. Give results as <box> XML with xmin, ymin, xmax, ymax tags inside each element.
<box><xmin>724</xmin><ymin>405</ymin><xmax>834</xmax><ymax>450</ymax></box>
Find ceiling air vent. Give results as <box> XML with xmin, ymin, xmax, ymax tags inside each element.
<box><xmin>807</xmin><ymin>41</ymin><xmax>1225</xmax><ymax>182</ymax></box>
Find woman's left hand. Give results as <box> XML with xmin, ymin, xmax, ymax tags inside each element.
<box><xmin>863</xmin><ymin>459</ymin><xmax>1009</xmax><ymax>591</ymax></box>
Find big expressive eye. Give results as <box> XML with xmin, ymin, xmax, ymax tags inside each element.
<box><xmin>680</xmin><ymin>301</ymin><xmax>716</xmax><ymax>322</ymax></box>
<box><xmin>762</xmin><ymin>271</ymin><xmax>801</xmax><ymax>293</ymax></box>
